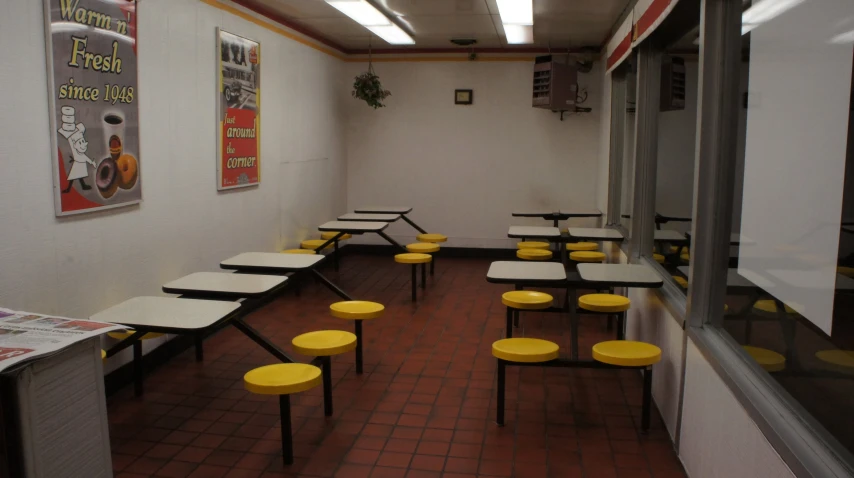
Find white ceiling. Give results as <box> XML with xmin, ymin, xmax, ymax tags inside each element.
<box><xmin>244</xmin><ymin>0</ymin><xmax>632</xmax><ymax>51</ymax></box>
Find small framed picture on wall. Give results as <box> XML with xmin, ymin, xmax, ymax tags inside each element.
<box><xmin>455</xmin><ymin>89</ymin><xmax>473</xmax><ymax>105</ymax></box>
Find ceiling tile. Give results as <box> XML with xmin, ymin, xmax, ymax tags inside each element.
<box><xmin>250</xmin><ymin>0</ymin><xmax>340</xmax><ymax>19</ymax></box>
<box><xmin>376</xmin><ymin>0</ymin><xmax>491</xmax><ymax>16</ymax></box>
<box><xmin>403</xmin><ymin>14</ymin><xmax>499</xmax><ymax>37</ymax></box>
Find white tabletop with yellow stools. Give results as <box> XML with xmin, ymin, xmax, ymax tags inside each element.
<box><xmin>406</xmin><ymin>241</ymin><xmax>441</xmax><ymax>277</ymax></box>
<box><xmin>353</xmin><ymin>206</ymin><xmax>442</xmax><ymax>240</ymax></box>
<box><xmin>338</xmin><ymin>212</ymin><xmax>401</xmax><ymax>222</ymax></box>
<box><xmin>221</xmin><ymin>252</ymin><xmax>355</xmax><ymax>302</ymax></box>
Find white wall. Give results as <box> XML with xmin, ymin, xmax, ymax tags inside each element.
<box><xmin>680</xmin><ymin>339</ymin><xmax>795</xmax><ymax>478</ymax></box>
<box><xmin>0</xmin><ymin>0</ymin><xmax>346</xmax><ymax>365</ymax></box>
<box><xmin>344</xmin><ymin>60</ymin><xmax>604</xmax><ymax>247</ymax></box>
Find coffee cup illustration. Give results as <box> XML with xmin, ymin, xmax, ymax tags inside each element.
<box><xmin>103</xmin><ymin>112</ymin><xmax>125</xmax><ymax>159</ymax></box>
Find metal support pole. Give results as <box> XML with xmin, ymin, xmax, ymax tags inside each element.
<box><xmin>310</xmin><ymin>269</ymin><xmax>354</xmax><ymax>301</ymax></box>
<box><xmin>513</xmin><ymin>284</ymin><xmax>521</xmax><ymax>328</ymax></box>
<box><xmin>431</xmin><ymin>256</ymin><xmax>435</xmax><ymax>276</ymax></box>
<box><xmin>133</xmin><ymin>341</ymin><xmax>143</xmax><ymax>397</ymax></box>
<box><xmin>194</xmin><ymin>333</ymin><xmax>204</xmax><ymax>362</ymax></box>
<box><xmin>421</xmin><ymin>263</ymin><xmax>427</xmax><ymax>289</ymax></box>
<box><xmin>333</xmin><ymin>239</ymin><xmax>339</xmax><ymax>272</ymax></box>
<box><xmin>280</xmin><ymin>395</ymin><xmax>293</xmax><ymax>465</ymax></box>
<box><xmin>505</xmin><ymin>307</ymin><xmax>513</xmax><ymax>338</ymax></box>
<box><xmin>355</xmin><ymin>320</ymin><xmax>364</xmax><ymax>374</ymax></box>
<box><xmin>322</xmin><ymin>357</ymin><xmax>333</xmax><ymax>417</ymax></box>
<box><xmin>642</xmin><ymin>366</ymin><xmax>653</xmax><ymax>432</ymax></box>
<box><xmin>401</xmin><ymin>214</ymin><xmax>428</xmax><ymax>234</ymax></box>
<box><xmin>377</xmin><ymin>231</ymin><xmax>408</xmax><ymax>251</ymax></box>
<box><xmin>496</xmin><ymin>360</ymin><xmax>506</xmax><ymax>426</ymax></box>
<box><xmin>411</xmin><ymin>265</ymin><xmax>417</xmax><ymax>302</ymax></box>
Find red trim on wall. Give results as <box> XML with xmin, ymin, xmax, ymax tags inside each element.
<box><xmin>606</xmin><ymin>32</ymin><xmax>632</xmax><ymax>70</ymax></box>
<box><xmin>635</xmin><ymin>0</ymin><xmax>672</xmax><ymax>39</ymax></box>
<box><xmin>347</xmin><ymin>47</ymin><xmax>580</xmax><ymax>55</ymax></box>
<box><xmin>231</xmin><ymin>0</ymin><xmax>349</xmax><ymax>53</ymax></box>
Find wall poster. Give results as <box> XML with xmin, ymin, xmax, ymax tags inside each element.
<box><xmin>217</xmin><ymin>29</ymin><xmax>261</xmax><ymax>190</ymax></box>
<box><xmin>43</xmin><ymin>0</ymin><xmax>141</xmax><ymax>216</ymax></box>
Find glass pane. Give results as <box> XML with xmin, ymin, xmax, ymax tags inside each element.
<box><xmin>619</xmin><ymin>55</ymin><xmax>637</xmax><ymax>235</ymax></box>
<box><xmin>713</xmin><ymin>0</ymin><xmax>854</xmax><ymax>461</ymax></box>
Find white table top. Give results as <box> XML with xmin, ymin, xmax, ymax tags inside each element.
<box><xmin>654</xmin><ymin>230</ymin><xmax>688</xmax><ymax>242</ymax></box>
<box><xmin>91</xmin><ymin>296</ymin><xmax>240</xmax><ymax>331</ymax></box>
<box><xmin>677</xmin><ymin>266</ymin><xmax>776</xmax><ymax>290</ymax></box>
<box><xmin>487</xmin><ymin>261</ymin><xmax>567</xmax><ymax>282</ymax></box>
<box><xmin>568</xmin><ymin>228</ymin><xmax>625</xmax><ymax>241</ymax></box>
<box><xmin>508</xmin><ymin>226</ymin><xmax>561</xmax><ymax>238</ymax></box>
<box><xmin>512</xmin><ymin>209</ymin><xmax>602</xmax><ymax>217</ymax></box>
<box><xmin>338</xmin><ymin>213</ymin><xmax>401</xmax><ymax>222</ymax></box>
<box><xmin>318</xmin><ymin>221</ymin><xmax>389</xmax><ymax>232</ymax></box>
<box><xmin>163</xmin><ymin>272</ymin><xmax>287</xmax><ymax>297</ymax></box>
<box><xmin>221</xmin><ymin>252</ymin><xmax>323</xmax><ymax>271</ymax></box>
<box><xmin>577</xmin><ymin>264</ymin><xmax>663</xmax><ymax>287</ymax></box>
<box><xmin>354</xmin><ymin>206</ymin><xmax>413</xmax><ymax>214</ymax></box>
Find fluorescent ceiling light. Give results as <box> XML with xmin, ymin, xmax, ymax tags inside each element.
<box><xmin>504</xmin><ymin>24</ymin><xmax>533</xmax><ymax>44</ymax></box>
<box><xmin>829</xmin><ymin>29</ymin><xmax>854</xmax><ymax>44</ymax></box>
<box><xmin>496</xmin><ymin>0</ymin><xmax>533</xmax><ymax>25</ymax></box>
<box><xmin>326</xmin><ymin>0</ymin><xmax>390</xmax><ymax>26</ymax></box>
<box><xmin>367</xmin><ymin>24</ymin><xmax>415</xmax><ymax>45</ymax></box>
<box><xmin>741</xmin><ymin>0</ymin><xmax>805</xmax><ymax>35</ymax></box>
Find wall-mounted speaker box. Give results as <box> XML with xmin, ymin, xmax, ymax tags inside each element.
<box><xmin>660</xmin><ymin>56</ymin><xmax>686</xmax><ymax>111</ymax></box>
<box><xmin>532</xmin><ymin>56</ymin><xmax>578</xmax><ymax>111</ymax></box>
<box><xmin>0</xmin><ymin>338</ymin><xmax>112</xmax><ymax>478</ymax></box>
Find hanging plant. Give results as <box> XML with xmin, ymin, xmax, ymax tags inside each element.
<box><xmin>352</xmin><ymin>64</ymin><xmax>391</xmax><ymax>109</ymax></box>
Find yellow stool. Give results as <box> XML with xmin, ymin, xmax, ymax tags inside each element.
<box><xmin>837</xmin><ymin>266</ymin><xmax>854</xmax><ymax>279</ymax></box>
<box><xmin>330</xmin><ymin>300</ymin><xmax>385</xmax><ymax>374</ymax></box>
<box><xmin>816</xmin><ymin>350</ymin><xmax>854</xmax><ymax>371</ymax></box>
<box><xmin>751</xmin><ymin>299</ymin><xmax>797</xmax><ymax>318</ymax></box>
<box><xmin>395</xmin><ymin>253</ymin><xmax>432</xmax><ymax>301</ymax></box>
<box><xmin>501</xmin><ymin>291</ymin><xmax>553</xmax><ymax>337</ymax></box>
<box><xmin>517</xmin><ymin>249</ymin><xmax>552</xmax><ymax>261</ymax></box>
<box><xmin>592</xmin><ymin>340</ymin><xmax>661</xmax><ymax>431</ymax></box>
<box><xmin>108</xmin><ymin>330</ymin><xmax>165</xmax><ymax>396</ymax></box>
<box><xmin>672</xmin><ymin>276</ymin><xmax>688</xmax><ymax>289</ymax></box>
<box><xmin>579</xmin><ymin>293</ymin><xmax>631</xmax><ymax>342</ymax></box>
<box><xmin>569</xmin><ymin>251</ymin><xmax>606</xmax><ymax>263</ymax></box>
<box><xmin>742</xmin><ymin>345</ymin><xmax>785</xmax><ymax>372</ymax></box>
<box><xmin>492</xmin><ymin>338</ymin><xmax>559</xmax><ymax>426</ymax></box>
<box><xmin>566</xmin><ymin>242</ymin><xmax>598</xmax><ymax>252</ymax></box>
<box><xmin>517</xmin><ymin>241</ymin><xmax>550</xmax><ymax>250</ymax></box>
<box><xmin>406</xmin><ymin>242</ymin><xmax>440</xmax><ymax>277</ymax></box>
<box><xmin>291</xmin><ymin>330</ymin><xmax>356</xmax><ymax>416</ymax></box>
<box><xmin>653</xmin><ymin>253</ymin><xmax>666</xmax><ymax>264</ymax></box>
<box><xmin>282</xmin><ymin>248</ymin><xmax>316</xmax><ymax>254</ymax></box>
<box><xmin>101</xmin><ymin>349</ymin><xmax>107</xmax><ymax>361</ymax></box>
<box><xmin>680</xmin><ymin>252</ymin><xmax>690</xmax><ymax>264</ymax></box>
<box><xmin>417</xmin><ymin>233</ymin><xmax>447</xmax><ymax>243</ymax></box>
<box><xmin>244</xmin><ymin>364</ymin><xmax>321</xmax><ymax>465</ymax></box>
<box><xmin>301</xmin><ymin>239</ymin><xmax>330</xmax><ymax>250</ymax></box>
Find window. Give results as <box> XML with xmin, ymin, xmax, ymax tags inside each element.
<box><xmin>707</xmin><ymin>0</ymin><xmax>854</xmax><ymax>464</ymax></box>
<box><xmin>610</xmin><ymin>55</ymin><xmax>637</xmax><ymax>237</ymax></box>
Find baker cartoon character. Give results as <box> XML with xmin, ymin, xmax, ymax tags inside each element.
<box><xmin>58</xmin><ymin>106</ymin><xmax>95</xmax><ymax>193</ymax></box>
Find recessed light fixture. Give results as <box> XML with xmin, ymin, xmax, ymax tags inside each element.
<box><xmin>496</xmin><ymin>0</ymin><xmax>534</xmax><ymax>45</ymax></box>
<box><xmin>325</xmin><ymin>0</ymin><xmax>414</xmax><ymax>44</ymax></box>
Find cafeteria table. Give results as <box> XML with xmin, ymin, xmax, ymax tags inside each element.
<box><xmin>508</xmin><ymin>226</ymin><xmax>564</xmax><ymax>262</ymax></box>
<box><xmin>353</xmin><ymin>206</ymin><xmax>429</xmax><ymax>235</ymax></box>
<box><xmin>568</xmin><ymin>227</ymin><xmax>625</xmax><ymax>242</ymax></box>
<box><xmin>221</xmin><ymin>253</ymin><xmax>354</xmax><ymax>301</ymax></box>
<box><xmin>654</xmin><ymin>229</ymin><xmax>688</xmax><ymax>244</ymax></box>
<box><xmin>572</xmin><ymin>263</ymin><xmax>663</xmax><ymax>359</ymax></box>
<box><xmin>512</xmin><ymin>209</ymin><xmax>603</xmax><ymax>227</ymax></box>
<box><xmin>94</xmin><ymin>296</ymin><xmax>242</xmax><ymax>396</ymax></box>
<box><xmin>318</xmin><ymin>220</ymin><xmax>407</xmax><ymax>252</ymax></box>
<box><xmin>337</xmin><ymin>213</ymin><xmax>401</xmax><ymax>222</ymax></box>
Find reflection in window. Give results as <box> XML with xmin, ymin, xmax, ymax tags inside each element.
<box><xmin>618</xmin><ymin>55</ymin><xmax>637</xmax><ymax>235</ymax></box>
<box><xmin>711</xmin><ymin>0</ymin><xmax>854</xmax><ymax>462</ymax></box>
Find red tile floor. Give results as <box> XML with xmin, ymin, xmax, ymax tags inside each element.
<box><xmin>107</xmin><ymin>254</ymin><xmax>687</xmax><ymax>478</ymax></box>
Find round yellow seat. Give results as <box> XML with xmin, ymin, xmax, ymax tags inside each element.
<box><xmin>301</xmin><ymin>239</ymin><xmax>330</xmax><ymax>250</ymax></box>
<box><xmin>569</xmin><ymin>251</ymin><xmax>606</xmax><ymax>263</ymax></box>
<box><xmin>395</xmin><ymin>253</ymin><xmax>432</xmax><ymax>264</ymax></box>
<box><xmin>752</xmin><ymin>300</ymin><xmax>797</xmax><ymax>316</ymax></box>
<box><xmin>492</xmin><ymin>338</ymin><xmax>559</xmax><ymax>363</ymax></box>
<box><xmin>680</xmin><ymin>252</ymin><xmax>690</xmax><ymax>263</ymax></box>
<box><xmin>670</xmin><ymin>246</ymin><xmax>688</xmax><ymax>254</ymax></box>
<box><xmin>578</xmin><ymin>294</ymin><xmax>631</xmax><ymax>313</ymax></box>
<box><xmin>406</xmin><ymin>242</ymin><xmax>440</xmax><ymax>253</ymax></box>
<box><xmin>816</xmin><ymin>350</ymin><xmax>854</xmax><ymax>369</ymax></box>
<box><xmin>417</xmin><ymin>233</ymin><xmax>447</xmax><ymax>243</ymax></box>
<box><xmin>517</xmin><ymin>249</ymin><xmax>552</xmax><ymax>261</ymax></box>
<box><xmin>292</xmin><ymin>330</ymin><xmax>357</xmax><ymax>356</ymax></box>
<box><xmin>742</xmin><ymin>346</ymin><xmax>785</xmax><ymax>372</ymax></box>
<box><xmin>517</xmin><ymin>241</ymin><xmax>550</xmax><ymax>250</ymax></box>
<box><xmin>244</xmin><ymin>363</ymin><xmax>322</xmax><ymax>395</ymax></box>
<box><xmin>321</xmin><ymin>231</ymin><xmax>352</xmax><ymax>240</ymax></box>
<box><xmin>653</xmin><ymin>253</ymin><xmax>665</xmax><ymax>264</ymax></box>
<box><xmin>101</xmin><ymin>349</ymin><xmax>107</xmax><ymax>361</ymax></box>
<box><xmin>837</xmin><ymin>266</ymin><xmax>854</xmax><ymax>279</ymax></box>
<box><xmin>673</xmin><ymin>276</ymin><xmax>688</xmax><ymax>288</ymax></box>
<box><xmin>108</xmin><ymin>331</ymin><xmax>163</xmax><ymax>341</ymax></box>
<box><xmin>330</xmin><ymin>301</ymin><xmax>384</xmax><ymax>320</ymax></box>
<box><xmin>566</xmin><ymin>242</ymin><xmax>598</xmax><ymax>252</ymax></box>
<box><xmin>282</xmin><ymin>248</ymin><xmax>316</xmax><ymax>254</ymax></box>
<box><xmin>593</xmin><ymin>341</ymin><xmax>661</xmax><ymax>367</ymax></box>
<box><xmin>502</xmin><ymin>290</ymin><xmax>553</xmax><ymax>310</ymax></box>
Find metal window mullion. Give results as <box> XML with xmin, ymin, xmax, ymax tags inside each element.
<box><xmin>686</xmin><ymin>0</ymin><xmax>741</xmax><ymax>329</ymax></box>
<box><xmin>607</xmin><ymin>71</ymin><xmax>627</xmax><ymax>226</ymax></box>
<box><xmin>629</xmin><ymin>43</ymin><xmax>662</xmax><ymax>263</ymax></box>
